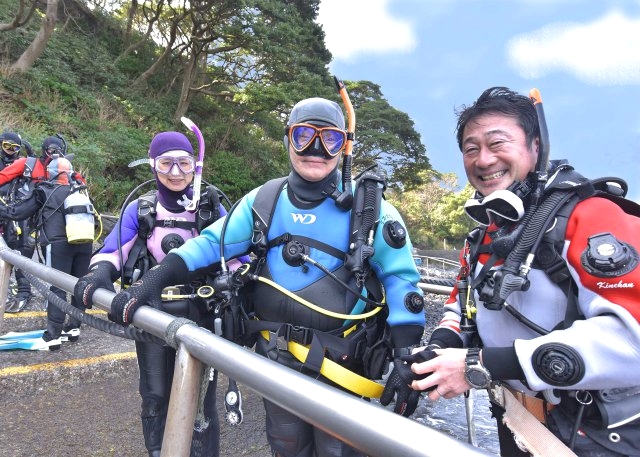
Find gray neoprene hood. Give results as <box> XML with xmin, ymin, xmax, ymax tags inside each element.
<box><xmin>287</xmin><ymin>97</ymin><xmax>345</xmax><ymax>129</ymax></box>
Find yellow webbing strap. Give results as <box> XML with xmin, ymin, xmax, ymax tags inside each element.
<box><xmin>261</xmin><ymin>330</ymin><xmax>384</xmax><ymax>399</ymax></box>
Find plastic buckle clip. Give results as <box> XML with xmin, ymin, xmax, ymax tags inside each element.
<box><xmin>284</xmin><ymin>324</ymin><xmax>313</xmax><ymax>346</ymax></box>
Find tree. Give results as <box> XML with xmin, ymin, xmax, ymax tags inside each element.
<box><xmin>387</xmin><ymin>172</ymin><xmax>473</xmax><ymax>249</ymax></box>
<box><xmin>115</xmin><ymin>0</ymin><xmax>166</xmax><ymax>65</ymax></box>
<box><xmin>0</xmin><ymin>0</ymin><xmax>40</xmax><ymax>32</ymax></box>
<box><xmin>0</xmin><ymin>0</ymin><xmax>445</xmax><ymax>214</ymax></box>
<box><xmin>173</xmin><ymin>0</ymin><xmax>253</xmax><ymax>120</ymax></box>
<box><xmin>10</xmin><ymin>0</ymin><xmax>59</xmax><ymax>73</ymax></box>
<box><xmin>173</xmin><ymin>0</ymin><xmax>334</xmax><ymax>121</ymax></box>
<box><xmin>430</xmin><ymin>183</ymin><xmax>476</xmax><ymax>249</ymax></box>
<box><xmin>123</xmin><ymin>0</ymin><xmax>191</xmax><ymax>88</ymax></box>
<box><xmin>345</xmin><ymin>80</ymin><xmax>432</xmax><ymax>190</ymax></box>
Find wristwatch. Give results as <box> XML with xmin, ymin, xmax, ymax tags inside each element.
<box><xmin>464</xmin><ymin>347</ymin><xmax>492</xmax><ymax>389</ymax></box>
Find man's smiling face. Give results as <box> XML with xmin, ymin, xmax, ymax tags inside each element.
<box><xmin>461</xmin><ymin>113</ymin><xmax>539</xmax><ymax>196</ymax></box>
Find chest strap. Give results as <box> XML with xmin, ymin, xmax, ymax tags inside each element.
<box><xmin>153</xmin><ymin>219</ymin><xmax>196</xmax><ymax>232</ymax></box>
<box><xmin>267</xmin><ymin>233</ymin><xmax>345</xmax><ymax>260</ymax></box>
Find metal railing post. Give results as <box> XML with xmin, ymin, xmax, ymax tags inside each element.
<box><xmin>0</xmin><ymin>241</ymin><xmax>12</xmax><ymax>329</ymax></box>
<box><xmin>418</xmin><ymin>281</ymin><xmax>454</xmax><ymax>295</ymax></box>
<box><xmin>161</xmin><ymin>343</ymin><xmax>203</xmax><ymax>457</ymax></box>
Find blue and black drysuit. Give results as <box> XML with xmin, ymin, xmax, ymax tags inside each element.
<box><xmin>169</xmin><ymin>178</ymin><xmax>425</xmax><ymax>457</ymax></box>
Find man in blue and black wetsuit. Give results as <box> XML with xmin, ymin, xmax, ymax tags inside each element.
<box><xmin>102</xmin><ymin>97</ymin><xmax>426</xmax><ymax>457</ymax></box>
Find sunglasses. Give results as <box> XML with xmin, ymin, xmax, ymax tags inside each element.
<box><xmin>2</xmin><ymin>141</ymin><xmax>21</xmax><ymax>154</ymax></box>
<box><xmin>154</xmin><ymin>156</ymin><xmax>195</xmax><ymax>175</ymax></box>
<box><xmin>463</xmin><ymin>189</ymin><xmax>524</xmax><ymax>226</ymax></box>
<box><xmin>288</xmin><ymin>123</ymin><xmax>346</xmax><ymax>157</ymax></box>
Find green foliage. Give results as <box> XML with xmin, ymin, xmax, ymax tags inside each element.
<box><xmin>430</xmin><ymin>183</ymin><xmax>476</xmax><ymax>248</ymax></box>
<box><xmin>346</xmin><ymin>81</ymin><xmax>431</xmax><ymax>190</ymax></box>
<box><xmin>387</xmin><ymin>173</ymin><xmax>474</xmax><ymax>249</ymax></box>
<box><xmin>0</xmin><ymin>0</ymin><xmax>458</xmax><ymax>245</ymax></box>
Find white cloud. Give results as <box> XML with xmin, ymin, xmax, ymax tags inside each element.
<box><xmin>506</xmin><ymin>10</ymin><xmax>640</xmax><ymax>85</ymax></box>
<box><xmin>317</xmin><ymin>0</ymin><xmax>417</xmax><ymax>61</ymax></box>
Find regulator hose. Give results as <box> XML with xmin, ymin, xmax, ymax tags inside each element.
<box><xmin>483</xmin><ymin>190</ymin><xmax>574</xmax><ymax>313</ymax></box>
<box><xmin>502</xmin><ymin>190</ymin><xmax>571</xmax><ymax>274</ymax></box>
<box><xmin>361</xmin><ymin>178</ymin><xmax>378</xmax><ymax>240</ymax></box>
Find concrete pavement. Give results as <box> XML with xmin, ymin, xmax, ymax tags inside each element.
<box><xmin>0</xmin><ymin>306</ymin><xmax>271</xmax><ymax>457</ymax></box>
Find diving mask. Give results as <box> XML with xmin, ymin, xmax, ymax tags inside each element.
<box><xmin>287</xmin><ymin>123</ymin><xmax>346</xmax><ymax>157</ymax></box>
<box><xmin>464</xmin><ymin>189</ymin><xmax>525</xmax><ymax>226</ymax></box>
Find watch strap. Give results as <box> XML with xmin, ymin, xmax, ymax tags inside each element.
<box><xmin>466</xmin><ymin>347</ymin><xmax>481</xmax><ymax>364</ymax></box>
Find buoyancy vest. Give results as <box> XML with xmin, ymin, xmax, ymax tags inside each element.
<box><xmin>122</xmin><ymin>185</ymin><xmax>222</xmax><ymax>286</ymax></box>
<box><xmin>0</xmin><ymin>157</ymin><xmax>33</xmax><ymax>242</ymax></box>
<box><xmin>32</xmin><ymin>182</ymin><xmax>74</xmax><ymax>245</ymax></box>
<box><xmin>242</xmin><ymin>171</ymin><xmax>392</xmax><ymax>384</ymax></box>
<box><xmin>13</xmin><ymin>156</ymin><xmax>43</xmax><ymax>201</ymax></box>
<box><xmin>468</xmin><ymin>162</ymin><xmax>640</xmax><ymax>326</ymax></box>
<box><xmin>249</xmin><ymin>173</ymin><xmax>385</xmax><ymax>329</ymax></box>
<box><xmin>456</xmin><ymin>162</ymin><xmax>640</xmax><ymax>439</ymax></box>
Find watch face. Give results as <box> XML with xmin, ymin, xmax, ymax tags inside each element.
<box><xmin>467</xmin><ymin>368</ymin><xmax>490</xmax><ymax>388</ymax></box>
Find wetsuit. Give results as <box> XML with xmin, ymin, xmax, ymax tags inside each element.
<box><xmin>433</xmin><ymin>175</ymin><xmax>640</xmax><ymax>456</ymax></box>
<box><xmin>0</xmin><ymin>156</ymin><xmax>41</xmax><ymax>306</ymax></box>
<box><xmin>0</xmin><ymin>173</ymin><xmax>92</xmax><ymax>337</ymax></box>
<box><xmin>173</xmin><ymin>177</ymin><xmax>425</xmax><ymax>457</ymax></box>
<box><xmin>91</xmin><ymin>195</ymin><xmax>231</xmax><ymax>457</ymax></box>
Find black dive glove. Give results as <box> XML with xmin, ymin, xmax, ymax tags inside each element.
<box><xmin>74</xmin><ymin>261</ymin><xmax>118</xmax><ymax>309</ymax></box>
<box><xmin>380</xmin><ymin>348</ymin><xmax>421</xmax><ymax>417</ymax></box>
<box><xmin>399</xmin><ymin>344</ymin><xmax>440</xmax><ymax>392</ymax></box>
<box><xmin>109</xmin><ymin>253</ymin><xmax>191</xmax><ymax>326</ymax></box>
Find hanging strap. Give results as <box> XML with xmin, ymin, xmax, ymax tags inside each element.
<box><xmin>251</xmin><ymin>177</ymin><xmax>288</xmax><ymax>256</ymax></box>
<box><xmin>489</xmin><ymin>383</ymin><xmax>578</xmax><ymax>457</ymax></box>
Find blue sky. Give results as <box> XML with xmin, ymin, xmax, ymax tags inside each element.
<box><xmin>316</xmin><ymin>0</ymin><xmax>640</xmax><ymax>202</ymax></box>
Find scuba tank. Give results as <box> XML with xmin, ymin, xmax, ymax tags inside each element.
<box><xmin>63</xmin><ymin>187</ymin><xmax>95</xmax><ymax>244</ymax></box>
<box><xmin>46</xmin><ymin>155</ymin><xmax>95</xmax><ymax>245</ymax></box>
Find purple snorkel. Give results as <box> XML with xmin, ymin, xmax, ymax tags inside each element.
<box><xmin>181</xmin><ymin>116</ymin><xmax>205</xmax><ymax>211</ymax></box>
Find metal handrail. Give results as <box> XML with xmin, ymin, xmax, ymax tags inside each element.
<box><xmin>0</xmin><ymin>239</ymin><xmax>490</xmax><ymax>457</ymax></box>
<box><xmin>419</xmin><ymin>281</ymin><xmax>454</xmax><ymax>295</ymax></box>
<box><xmin>425</xmin><ymin>256</ymin><xmax>460</xmax><ymax>269</ymax></box>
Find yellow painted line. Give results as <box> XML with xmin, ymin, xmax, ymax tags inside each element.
<box><xmin>0</xmin><ymin>352</ymin><xmax>137</xmax><ymax>377</ymax></box>
<box><xmin>3</xmin><ymin>309</ymin><xmax>107</xmax><ymax>319</ymax></box>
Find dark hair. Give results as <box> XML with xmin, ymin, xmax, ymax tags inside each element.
<box><xmin>455</xmin><ymin>87</ymin><xmax>540</xmax><ymax>151</ymax></box>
